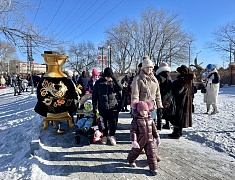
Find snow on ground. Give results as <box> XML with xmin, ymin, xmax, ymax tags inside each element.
<box><xmin>186</xmin><ymin>85</ymin><xmax>235</xmax><ymax>158</ymax></box>
<box><xmin>0</xmin><ymin>85</ymin><xmax>234</xmax><ymax>179</ymax></box>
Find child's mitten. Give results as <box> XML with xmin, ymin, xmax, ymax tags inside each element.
<box><xmin>132</xmin><ymin>141</ymin><xmax>140</xmax><ymax>148</ymax></box>
<box><xmin>156</xmin><ymin>137</ymin><xmax>161</xmax><ymax>147</ymax></box>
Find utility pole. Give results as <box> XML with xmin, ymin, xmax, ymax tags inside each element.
<box><xmin>25</xmin><ymin>33</ymin><xmax>34</xmax><ymax>94</ymax></box>
<box><xmin>108</xmin><ymin>46</ymin><xmax>112</xmax><ymax>68</ymax></box>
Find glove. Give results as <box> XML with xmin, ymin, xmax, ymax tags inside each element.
<box><xmin>156</xmin><ymin>137</ymin><xmax>161</xmax><ymax>147</ymax></box>
<box><xmin>157</xmin><ymin>108</ymin><xmax>163</xmax><ymax>119</ymax></box>
<box><xmin>132</xmin><ymin>141</ymin><xmax>140</xmax><ymax>148</ymax></box>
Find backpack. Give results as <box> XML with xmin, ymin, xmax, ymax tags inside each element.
<box><xmin>162</xmin><ymin>90</ymin><xmax>176</xmax><ymax>115</ymax></box>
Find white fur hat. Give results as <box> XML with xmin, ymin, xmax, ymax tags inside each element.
<box><xmin>64</xmin><ymin>70</ymin><xmax>73</xmax><ymax>77</ymax></box>
<box><xmin>142</xmin><ymin>56</ymin><xmax>154</xmax><ymax>69</ymax></box>
<box><xmin>155</xmin><ymin>62</ymin><xmax>171</xmax><ymax>75</ymax></box>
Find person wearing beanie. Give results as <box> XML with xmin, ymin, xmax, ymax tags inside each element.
<box><xmin>127</xmin><ymin>100</ymin><xmax>161</xmax><ymax>176</ymax></box>
<box><xmin>86</xmin><ymin>69</ymin><xmax>100</xmax><ymax>94</ymax></box>
<box><xmin>155</xmin><ymin>62</ymin><xmax>173</xmax><ymax>130</ymax></box>
<box><xmin>203</xmin><ymin>64</ymin><xmax>220</xmax><ymax>115</ymax></box>
<box><xmin>131</xmin><ymin>56</ymin><xmax>163</xmax><ymax>161</ymax></box>
<box><xmin>168</xmin><ymin>65</ymin><xmax>194</xmax><ymax>139</ymax></box>
<box><xmin>92</xmin><ymin>67</ymin><xmax>122</xmax><ymax>146</ymax></box>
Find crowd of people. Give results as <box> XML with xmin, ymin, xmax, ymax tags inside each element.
<box><xmin>32</xmin><ymin>55</ymin><xmax>220</xmax><ymax>176</ymax></box>
<box><xmin>0</xmin><ymin>73</ymin><xmax>42</xmax><ymax>95</ymax></box>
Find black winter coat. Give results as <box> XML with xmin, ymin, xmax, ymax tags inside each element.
<box><xmin>156</xmin><ymin>71</ymin><xmax>172</xmax><ymax>97</ymax></box>
<box><xmin>92</xmin><ymin>77</ymin><xmax>122</xmax><ymax>111</ymax></box>
<box><xmin>171</xmin><ymin>73</ymin><xmax>194</xmax><ymax>128</ymax></box>
<box><xmin>77</xmin><ymin>74</ymin><xmax>88</xmax><ymax>95</ymax></box>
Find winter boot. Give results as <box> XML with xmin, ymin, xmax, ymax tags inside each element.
<box><xmin>168</xmin><ymin>127</ymin><xmax>181</xmax><ymax>139</ymax></box>
<box><xmin>162</xmin><ymin>120</ymin><xmax>170</xmax><ymax>129</ymax></box>
<box><xmin>211</xmin><ymin>104</ymin><xmax>219</xmax><ymax>115</ymax></box>
<box><xmin>156</xmin><ymin>119</ymin><xmax>162</xmax><ymax>130</ymax></box>
<box><xmin>204</xmin><ymin>104</ymin><xmax>210</xmax><ymax>114</ymax></box>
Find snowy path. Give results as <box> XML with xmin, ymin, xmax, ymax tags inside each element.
<box><xmin>0</xmin><ymin>86</ymin><xmax>234</xmax><ymax>179</ymax></box>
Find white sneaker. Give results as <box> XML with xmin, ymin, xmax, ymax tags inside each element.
<box><xmin>101</xmin><ymin>136</ymin><xmax>107</xmax><ymax>145</ymax></box>
<box><xmin>108</xmin><ymin>136</ymin><xmax>116</xmax><ymax>146</ymax></box>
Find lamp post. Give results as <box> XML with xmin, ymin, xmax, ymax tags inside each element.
<box><xmin>196</xmin><ymin>51</ymin><xmax>201</xmax><ymax>59</ymax></box>
<box><xmin>108</xmin><ymin>45</ymin><xmax>112</xmax><ymax>68</ymax></box>
<box><xmin>98</xmin><ymin>46</ymin><xmax>104</xmax><ymax>73</ymax></box>
<box><xmin>188</xmin><ymin>40</ymin><xmax>192</xmax><ymax>67</ymax></box>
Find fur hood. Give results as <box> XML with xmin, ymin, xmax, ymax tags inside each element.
<box><xmin>155</xmin><ymin>66</ymin><xmax>171</xmax><ymax>75</ymax></box>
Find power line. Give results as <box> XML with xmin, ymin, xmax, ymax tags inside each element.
<box><xmin>32</xmin><ymin>0</ymin><xmax>41</xmax><ymax>24</ymax></box>
<box><xmin>54</xmin><ymin>0</ymin><xmax>88</xmax><ymax>39</ymax></box>
<box><xmin>53</xmin><ymin>0</ymin><xmax>81</xmax><ymax>30</ymax></box>
<box><xmin>42</xmin><ymin>0</ymin><xmax>65</xmax><ymax>33</ymax></box>
<box><xmin>62</xmin><ymin>0</ymin><xmax>108</xmax><ymax>40</ymax></box>
<box><xmin>56</xmin><ymin>0</ymin><xmax>99</xmax><ymax>41</ymax></box>
<box><xmin>73</xmin><ymin>0</ymin><xmax>125</xmax><ymax>40</ymax></box>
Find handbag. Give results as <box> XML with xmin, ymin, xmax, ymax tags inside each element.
<box><xmin>201</xmin><ymin>88</ymin><xmax>206</xmax><ymax>93</ymax></box>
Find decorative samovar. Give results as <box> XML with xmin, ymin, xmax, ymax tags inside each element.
<box><xmin>34</xmin><ymin>51</ymin><xmax>78</xmax><ymax>118</ymax></box>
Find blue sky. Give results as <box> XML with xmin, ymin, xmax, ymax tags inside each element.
<box><xmin>20</xmin><ymin>0</ymin><xmax>235</xmax><ymax>69</ymax></box>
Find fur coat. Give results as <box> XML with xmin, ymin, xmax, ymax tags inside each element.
<box><xmin>170</xmin><ymin>73</ymin><xmax>194</xmax><ymax>128</ymax></box>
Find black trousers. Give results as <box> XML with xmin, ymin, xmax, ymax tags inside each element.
<box><xmin>99</xmin><ymin>108</ymin><xmax>118</xmax><ymax>137</ymax></box>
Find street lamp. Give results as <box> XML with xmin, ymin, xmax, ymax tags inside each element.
<box><xmin>196</xmin><ymin>51</ymin><xmax>201</xmax><ymax>59</ymax></box>
<box><xmin>108</xmin><ymin>45</ymin><xmax>112</xmax><ymax>68</ymax></box>
<box><xmin>98</xmin><ymin>46</ymin><xmax>104</xmax><ymax>73</ymax></box>
<box><xmin>188</xmin><ymin>40</ymin><xmax>192</xmax><ymax>67</ymax></box>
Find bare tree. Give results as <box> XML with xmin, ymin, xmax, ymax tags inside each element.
<box><xmin>0</xmin><ymin>40</ymin><xmax>16</xmax><ymax>73</ymax></box>
<box><xmin>207</xmin><ymin>20</ymin><xmax>235</xmax><ymax>63</ymax></box>
<box><xmin>66</xmin><ymin>41</ymin><xmax>97</xmax><ymax>74</ymax></box>
<box><xmin>104</xmin><ymin>7</ymin><xmax>193</xmax><ymax>73</ymax></box>
<box><xmin>0</xmin><ymin>0</ymin><xmax>60</xmax><ymax>59</ymax></box>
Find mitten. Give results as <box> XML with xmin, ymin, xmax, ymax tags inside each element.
<box><xmin>157</xmin><ymin>108</ymin><xmax>163</xmax><ymax>119</ymax></box>
<box><xmin>156</xmin><ymin>137</ymin><xmax>161</xmax><ymax>147</ymax></box>
<box><xmin>132</xmin><ymin>141</ymin><xmax>140</xmax><ymax>148</ymax></box>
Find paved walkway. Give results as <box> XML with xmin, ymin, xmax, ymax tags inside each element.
<box><xmin>34</xmin><ymin>112</ymin><xmax>235</xmax><ymax>180</ymax></box>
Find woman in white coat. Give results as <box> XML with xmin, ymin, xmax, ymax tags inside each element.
<box><xmin>203</xmin><ymin>64</ymin><xmax>220</xmax><ymax>115</ymax></box>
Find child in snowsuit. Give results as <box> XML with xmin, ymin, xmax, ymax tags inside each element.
<box><xmin>127</xmin><ymin>100</ymin><xmax>161</xmax><ymax>176</ymax></box>
<box><xmin>76</xmin><ymin>99</ymin><xmax>94</xmax><ymax>132</ymax></box>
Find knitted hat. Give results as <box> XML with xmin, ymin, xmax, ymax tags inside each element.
<box><xmin>206</xmin><ymin>64</ymin><xmax>214</xmax><ymax>71</ymax></box>
<box><xmin>176</xmin><ymin>65</ymin><xmax>189</xmax><ymax>74</ymax></box>
<box><xmin>132</xmin><ymin>100</ymin><xmax>153</xmax><ymax>112</ymax></box>
<box><xmin>155</xmin><ymin>62</ymin><xmax>171</xmax><ymax>75</ymax></box>
<box><xmin>142</xmin><ymin>56</ymin><xmax>154</xmax><ymax>69</ymax></box>
<box><xmin>84</xmin><ymin>100</ymin><xmax>93</xmax><ymax>111</ymax></box>
<box><xmin>103</xmin><ymin>67</ymin><xmax>113</xmax><ymax>77</ymax></box>
<box><xmin>92</xmin><ymin>69</ymin><xmax>99</xmax><ymax>76</ymax></box>
<box><xmin>137</xmin><ymin>101</ymin><xmax>149</xmax><ymax>112</ymax></box>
